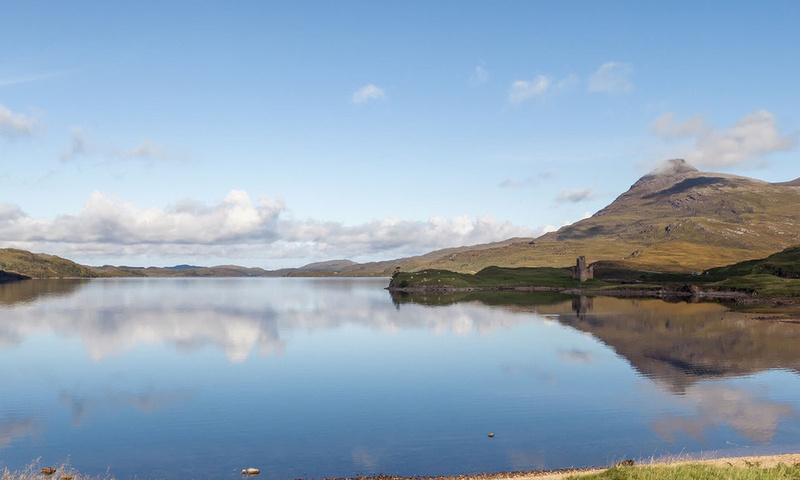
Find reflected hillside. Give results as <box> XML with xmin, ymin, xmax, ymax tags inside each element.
<box><xmin>396</xmin><ymin>291</ymin><xmax>800</xmax><ymax>393</ymax></box>
<box><xmin>0</xmin><ymin>279</ymin><xmax>89</xmax><ymax>306</ymax></box>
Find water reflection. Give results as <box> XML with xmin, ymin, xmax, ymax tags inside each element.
<box><xmin>653</xmin><ymin>383</ymin><xmax>795</xmax><ymax>443</ymax></box>
<box><xmin>395</xmin><ymin>290</ymin><xmax>800</xmax><ymax>451</ymax></box>
<box><xmin>394</xmin><ymin>291</ymin><xmax>800</xmax><ymax>392</ymax></box>
<box><xmin>1</xmin><ymin>279</ymin><xmax>799</xmax><ymax>479</ymax></box>
<box><xmin>0</xmin><ymin>279</ymin><xmax>89</xmax><ymax>306</ymax></box>
<box><xmin>59</xmin><ymin>390</ymin><xmax>192</xmax><ymax>427</ymax></box>
<box><xmin>3</xmin><ymin>280</ymin><xmax>800</xmax><ymax>386</ymax></box>
<box><xmin>0</xmin><ymin>417</ymin><xmax>39</xmax><ymax>449</ymax></box>
<box><xmin>0</xmin><ymin>279</ymin><xmax>545</xmax><ymax>362</ymax></box>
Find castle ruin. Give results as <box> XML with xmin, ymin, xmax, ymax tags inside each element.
<box><xmin>571</xmin><ymin>256</ymin><xmax>594</xmax><ymax>282</ymax></box>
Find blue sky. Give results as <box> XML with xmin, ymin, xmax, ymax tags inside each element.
<box><xmin>1</xmin><ymin>0</ymin><xmax>798</xmax><ymax>268</ymax></box>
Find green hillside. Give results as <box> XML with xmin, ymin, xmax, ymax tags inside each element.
<box><xmin>0</xmin><ymin>248</ymin><xmax>98</xmax><ymax>279</ymax></box>
<box><xmin>705</xmin><ymin>245</ymin><xmax>800</xmax><ymax>279</ymax></box>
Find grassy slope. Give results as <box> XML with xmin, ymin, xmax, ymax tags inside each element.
<box><xmin>0</xmin><ymin>248</ymin><xmax>98</xmax><ymax>279</ymax></box>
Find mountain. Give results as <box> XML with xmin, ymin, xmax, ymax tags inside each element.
<box><xmin>367</xmin><ymin>159</ymin><xmax>800</xmax><ymax>274</ymax></box>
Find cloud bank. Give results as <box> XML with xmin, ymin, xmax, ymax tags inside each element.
<box><xmin>0</xmin><ymin>190</ymin><xmax>541</xmax><ymax>266</ymax></box>
<box><xmin>651</xmin><ymin>109</ymin><xmax>796</xmax><ymax>168</ymax></box>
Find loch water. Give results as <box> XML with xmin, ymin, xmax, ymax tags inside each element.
<box><xmin>1</xmin><ymin>278</ymin><xmax>800</xmax><ymax>479</ymax></box>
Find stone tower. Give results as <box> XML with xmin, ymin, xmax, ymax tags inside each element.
<box><xmin>571</xmin><ymin>256</ymin><xmax>594</xmax><ymax>282</ymax></box>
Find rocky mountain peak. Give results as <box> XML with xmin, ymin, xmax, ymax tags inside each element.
<box><xmin>650</xmin><ymin>158</ymin><xmax>698</xmax><ymax>176</ymax></box>
<box><xmin>627</xmin><ymin>159</ymin><xmax>701</xmax><ymax>195</ymax></box>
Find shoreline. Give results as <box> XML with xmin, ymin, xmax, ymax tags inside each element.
<box><xmin>317</xmin><ymin>453</ymin><xmax>800</xmax><ymax>480</ymax></box>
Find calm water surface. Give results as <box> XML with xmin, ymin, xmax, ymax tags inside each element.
<box><xmin>1</xmin><ymin>278</ymin><xmax>800</xmax><ymax>479</ymax></box>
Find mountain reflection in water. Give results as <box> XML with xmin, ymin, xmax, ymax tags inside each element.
<box><xmin>1</xmin><ymin>279</ymin><xmax>799</xmax><ymax>479</ymax></box>
<box><xmin>393</xmin><ymin>291</ymin><xmax>800</xmax><ymax>393</ymax></box>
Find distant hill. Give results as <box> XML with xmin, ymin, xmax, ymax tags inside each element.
<box><xmin>91</xmin><ymin>264</ymin><xmax>272</xmax><ymax>277</ymax></box>
<box><xmin>362</xmin><ymin>159</ymin><xmax>800</xmax><ymax>274</ymax></box>
<box><xmin>0</xmin><ymin>248</ymin><xmax>98</xmax><ymax>279</ymax></box>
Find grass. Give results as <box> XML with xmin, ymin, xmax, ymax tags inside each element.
<box><xmin>571</xmin><ymin>463</ymin><xmax>800</xmax><ymax>479</ymax></box>
<box><xmin>0</xmin><ymin>459</ymin><xmax>110</xmax><ymax>480</ymax></box>
<box><xmin>711</xmin><ymin>274</ymin><xmax>800</xmax><ymax>297</ymax></box>
<box><xmin>705</xmin><ymin>245</ymin><xmax>800</xmax><ymax>280</ymax></box>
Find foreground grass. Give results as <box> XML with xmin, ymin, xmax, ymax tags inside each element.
<box><xmin>572</xmin><ymin>463</ymin><xmax>800</xmax><ymax>480</ymax></box>
<box><xmin>1</xmin><ymin>462</ymin><xmax>85</xmax><ymax>480</ymax></box>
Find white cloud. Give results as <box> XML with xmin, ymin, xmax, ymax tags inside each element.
<box><xmin>0</xmin><ymin>104</ymin><xmax>39</xmax><ymax>139</ymax></box>
<box><xmin>508</xmin><ymin>73</ymin><xmax>579</xmax><ymax>104</ymax></box>
<box><xmin>651</xmin><ymin>109</ymin><xmax>796</xmax><ymax>168</ymax></box>
<box><xmin>352</xmin><ymin>84</ymin><xmax>386</xmax><ymax>104</ymax></box>
<box><xmin>508</xmin><ymin>75</ymin><xmax>551</xmax><ymax>103</ymax></box>
<box><xmin>0</xmin><ymin>191</ymin><xmax>545</xmax><ymax>266</ymax></box>
<box><xmin>556</xmin><ymin>187</ymin><xmax>595</xmax><ymax>203</ymax></box>
<box><xmin>469</xmin><ymin>66</ymin><xmax>489</xmax><ymax>86</ymax></box>
<box><xmin>588</xmin><ymin>62</ymin><xmax>633</xmax><ymax>94</ymax></box>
